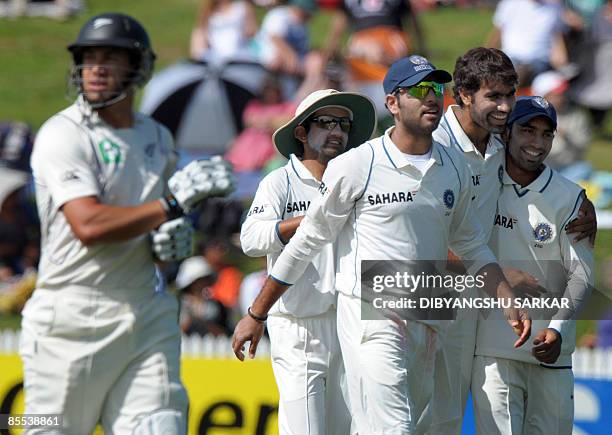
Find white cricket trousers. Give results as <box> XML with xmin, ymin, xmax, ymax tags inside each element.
<box><xmin>20</xmin><ymin>287</ymin><xmax>189</xmax><ymax>435</ymax></box>
<box><xmin>336</xmin><ymin>293</ymin><xmax>438</xmax><ymax>435</ymax></box>
<box><xmin>267</xmin><ymin>308</ymin><xmax>351</xmax><ymax>435</ymax></box>
<box><xmin>471</xmin><ymin>355</ymin><xmax>574</xmax><ymax>435</ymax></box>
<box><xmin>416</xmin><ymin>315</ymin><xmax>478</xmax><ymax>435</ymax></box>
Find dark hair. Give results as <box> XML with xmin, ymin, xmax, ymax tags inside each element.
<box><xmin>452</xmin><ymin>47</ymin><xmax>517</xmax><ymax>106</ymax></box>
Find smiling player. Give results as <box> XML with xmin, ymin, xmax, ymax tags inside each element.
<box><xmin>472</xmin><ymin>96</ymin><xmax>594</xmax><ymax>435</ymax></box>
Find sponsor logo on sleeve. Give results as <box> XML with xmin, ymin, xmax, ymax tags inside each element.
<box><xmin>61</xmin><ymin>171</ymin><xmax>80</xmax><ymax>182</ymax></box>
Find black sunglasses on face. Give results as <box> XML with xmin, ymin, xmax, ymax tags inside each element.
<box><xmin>309</xmin><ymin>116</ymin><xmax>352</xmax><ymax>133</ymax></box>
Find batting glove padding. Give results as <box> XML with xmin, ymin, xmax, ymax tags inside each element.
<box><xmin>168</xmin><ymin>156</ymin><xmax>235</xmax><ymax>213</ymax></box>
<box><xmin>151</xmin><ymin>217</ymin><xmax>195</xmax><ymax>262</ymax></box>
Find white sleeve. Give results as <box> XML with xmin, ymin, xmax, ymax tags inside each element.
<box><xmin>549</xmin><ymin>193</ymin><xmax>595</xmax><ymax>338</ymax></box>
<box><xmin>447</xmin><ymin>153</ymin><xmax>498</xmax><ymax>274</ymax></box>
<box><xmin>31</xmin><ymin>115</ymin><xmax>100</xmax><ymax>209</ymax></box>
<box><xmin>270</xmin><ymin>147</ymin><xmax>372</xmax><ymax>284</ymax></box>
<box><xmin>260</xmin><ymin>9</ymin><xmax>288</xmax><ymax>38</ymax></box>
<box><xmin>492</xmin><ymin>0</ymin><xmax>510</xmax><ymax>28</ymax></box>
<box><xmin>240</xmin><ymin>169</ymin><xmax>288</xmax><ymax>257</ymax></box>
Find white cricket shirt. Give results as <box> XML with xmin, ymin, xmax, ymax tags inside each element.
<box><xmin>31</xmin><ymin>98</ymin><xmax>177</xmax><ymax>291</ymax></box>
<box><xmin>270</xmin><ymin>127</ymin><xmax>497</xmax><ymax>298</ymax></box>
<box><xmin>241</xmin><ymin>155</ymin><xmax>336</xmax><ymax>317</ymax></box>
<box><xmin>475</xmin><ymin>165</ymin><xmax>594</xmax><ymax>367</ymax></box>
<box><xmin>434</xmin><ymin>105</ymin><xmax>506</xmax><ymax>240</ymax></box>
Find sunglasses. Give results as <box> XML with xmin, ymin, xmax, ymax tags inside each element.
<box><xmin>309</xmin><ymin>116</ymin><xmax>352</xmax><ymax>133</ymax></box>
<box><xmin>396</xmin><ymin>81</ymin><xmax>445</xmax><ymax>99</ymax></box>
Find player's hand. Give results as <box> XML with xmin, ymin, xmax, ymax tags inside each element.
<box><xmin>532</xmin><ymin>328</ymin><xmax>562</xmax><ymax>364</ymax></box>
<box><xmin>232</xmin><ymin>315</ymin><xmax>265</xmax><ymax>361</ymax></box>
<box><xmin>151</xmin><ymin>217</ymin><xmax>194</xmax><ymax>262</ymax></box>
<box><xmin>168</xmin><ymin>156</ymin><xmax>235</xmax><ymax>213</ymax></box>
<box><xmin>500</xmin><ymin>288</ymin><xmax>531</xmax><ymax>348</ymax></box>
<box><xmin>505</xmin><ymin>312</ymin><xmax>531</xmax><ymax>348</ymax></box>
<box><xmin>566</xmin><ymin>197</ymin><xmax>597</xmax><ymax>246</ymax></box>
<box><xmin>502</xmin><ymin>267</ymin><xmax>545</xmax><ymax>298</ymax></box>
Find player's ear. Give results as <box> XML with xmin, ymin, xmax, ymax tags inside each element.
<box><xmin>385</xmin><ymin>94</ymin><xmax>399</xmax><ymax>116</ymax></box>
<box><xmin>294</xmin><ymin>125</ymin><xmax>307</xmax><ymax>144</ymax></box>
<box><xmin>459</xmin><ymin>89</ymin><xmax>472</xmax><ymax>107</ymax></box>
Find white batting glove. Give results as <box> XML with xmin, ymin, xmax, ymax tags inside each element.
<box><xmin>151</xmin><ymin>217</ymin><xmax>194</xmax><ymax>262</ymax></box>
<box><xmin>166</xmin><ymin>156</ymin><xmax>235</xmax><ymax>214</ymax></box>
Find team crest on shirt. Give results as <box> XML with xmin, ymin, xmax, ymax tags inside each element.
<box><xmin>98</xmin><ymin>139</ymin><xmax>122</xmax><ymax>164</ymax></box>
<box><xmin>533</xmin><ymin>97</ymin><xmax>550</xmax><ymax>109</ymax></box>
<box><xmin>534</xmin><ymin>222</ymin><xmax>553</xmax><ymax>243</ymax></box>
<box><xmin>498</xmin><ymin>165</ymin><xmax>504</xmax><ymax>184</ymax></box>
<box><xmin>443</xmin><ymin>189</ymin><xmax>455</xmax><ymax>209</ymax></box>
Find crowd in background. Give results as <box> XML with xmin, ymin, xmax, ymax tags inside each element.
<box><xmin>1</xmin><ymin>0</ymin><xmax>612</xmax><ymax>345</ymax></box>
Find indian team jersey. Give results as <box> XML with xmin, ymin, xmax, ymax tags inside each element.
<box><xmin>241</xmin><ymin>155</ymin><xmax>336</xmax><ymax>317</ymax></box>
<box><xmin>433</xmin><ymin>105</ymin><xmax>505</xmax><ymax>241</ymax></box>
<box><xmin>270</xmin><ymin>127</ymin><xmax>496</xmax><ymax>299</ymax></box>
<box><xmin>31</xmin><ymin>98</ymin><xmax>177</xmax><ymax>291</ymax></box>
<box><xmin>475</xmin><ymin>165</ymin><xmax>594</xmax><ymax>367</ymax></box>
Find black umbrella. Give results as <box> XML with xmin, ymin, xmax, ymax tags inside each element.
<box><xmin>140</xmin><ymin>59</ymin><xmax>269</xmax><ymax>154</ymax></box>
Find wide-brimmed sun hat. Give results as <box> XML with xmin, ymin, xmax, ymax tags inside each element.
<box><xmin>272</xmin><ymin>89</ymin><xmax>377</xmax><ymax>159</ymax></box>
<box><xmin>175</xmin><ymin>256</ymin><xmax>216</xmax><ymax>291</ymax></box>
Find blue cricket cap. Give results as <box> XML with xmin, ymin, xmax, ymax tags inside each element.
<box><xmin>383</xmin><ymin>55</ymin><xmax>452</xmax><ymax>95</ymax></box>
<box><xmin>508</xmin><ymin>96</ymin><xmax>557</xmax><ymax>129</ymax></box>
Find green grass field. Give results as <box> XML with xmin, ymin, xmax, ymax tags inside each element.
<box><xmin>0</xmin><ymin>2</ymin><xmax>610</xmax><ymax>332</ymax></box>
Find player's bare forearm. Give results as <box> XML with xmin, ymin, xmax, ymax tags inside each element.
<box><xmin>446</xmin><ymin>250</ymin><xmax>466</xmax><ymax>274</ymax></box>
<box><xmin>232</xmin><ymin>277</ymin><xmax>290</xmax><ymax>360</ymax></box>
<box><xmin>251</xmin><ymin>277</ymin><xmax>290</xmax><ymax>316</ymax></box>
<box><xmin>62</xmin><ymin>196</ymin><xmax>167</xmax><ymax>245</ymax></box>
<box><xmin>277</xmin><ymin>216</ymin><xmax>304</xmax><ymax>243</ymax></box>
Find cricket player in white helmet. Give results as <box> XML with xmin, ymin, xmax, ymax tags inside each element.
<box><xmin>472</xmin><ymin>96</ymin><xmax>594</xmax><ymax>434</ymax></box>
<box><xmin>20</xmin><ymin>12</ymin><xmax>234</xmax><ymax>435</ymax></box>
<box><xmin>420</xmin><ymin>47</ymin><xmax>597</xmax><ymax>435</ymax></box>
<box><xmin>241</xmin><ymin>89</ymin><xmax>377</xmax><ymax>434</ymax></box>
<box><xmin>233</xmin><ymin>55</ymin><xmax>532</xmax><ymax>434</ymax></box>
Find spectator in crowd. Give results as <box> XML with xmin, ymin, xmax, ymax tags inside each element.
<box><xmin>254</xmin><ymin>0</ymin><xmax>315</xmax><ymax>74</ymax></box>
<box><xmin>175</xmin><ymin>256</ymin><xmax>230</xmax><ymax>336</ymax></box>
<box><xmin>324</xmin><ymin>0</ymin><xmax>428</xmax><ymax>74</ymax></box>
<box><xmin>197</xmin><ymin>198</ymin><xmax>244</xmax><ymax>237</ymax></box>
<box><xmin>487</xmin><ymin>0</ymin><xmax>569</xmax><ymax>86</ymax></box>
<box><xmin>323</xmin><ymin>0</ymin><xmax>428</xmax><ymax>125</ymax></box>
<box><xmin>253</xmin><ymin>0</ymin><xmax>325</xmax><ymax>97</ymax></box>
<box><xmin>564</xmin><ymin>0</ymin><xmax>605</xmax><ymax>29</ymax></box>
<box><xmin>225</xmin><ymin>74</ymin><xmax>296</xmax><ymax>171</ymax></box>
<box><xmin>190</xmin><ymin>0</ymin><xmax>258</xmax><ymax>62</ymax></box>
<box><xmin>532</xmin><ymin>70</ymin><xmax>593</xmax><ymax>181</ymax></box>
<box><xmin>0</xmin><ymin>0</ymin><xmax>83</xmax><ymax>20</ymax></box>
<box><xmin>0</xmin><ymin>167</ymin><xmax>36</xmax><ymax>279</ymax></box>
<box><xmin>0</xmin><ymin>121</ymin><xmax>34</xmax><ymax>172</ymax></box>
<box><xmin>568</xmin><ymin>0</ymin><xmax>612</xmax><ymax>130</ymax></box>
<box><xmin>562</xmin><ymin>0</ymin><xmax>606</xmax><ymax>62</ymax></box>
<box><xmin>202</xmin><ymin>238</ymin><xmax>243</xmax><ymax>309</ymax></box>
